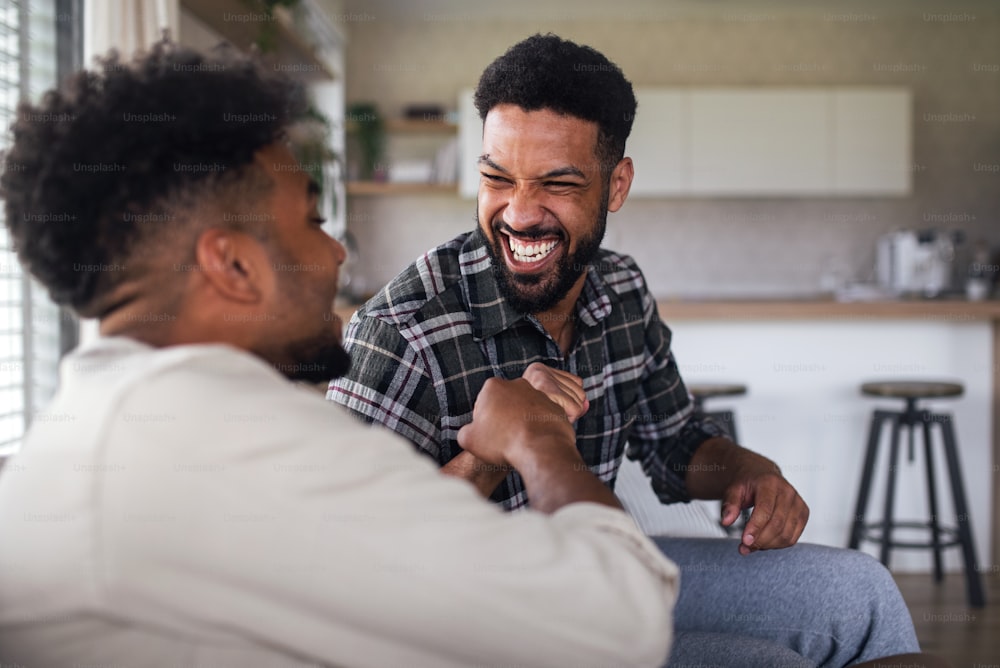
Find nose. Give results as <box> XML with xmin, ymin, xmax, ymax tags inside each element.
<box><xmin>501</xmin><ymin>185</ymin><xmax>545</xmax><ymax>232</ymax></box>
<box><xmin>330</xmin><ymin>235</ymin><xmax>348</xmax><ymax>267</ymax></box>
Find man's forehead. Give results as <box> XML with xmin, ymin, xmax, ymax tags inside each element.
<box><xmin>483</xmin><ymin>106</ymin><xmax>597</xmax><ymax>145</ymax></box>
<box><xmin>481</xmin><ymin>108</ymin><xmax>601</xmax><ymax>176</ymax></box>
<box><xmin>483</xmin><ymin>104</ymin><xmax>597</xmax><ymax>129</ymax></box>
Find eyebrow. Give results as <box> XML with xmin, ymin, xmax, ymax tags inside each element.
<box><xmin>478</xmin><ymin>155</ymin><xmax>586</xmax><ymax>180</ymax></box>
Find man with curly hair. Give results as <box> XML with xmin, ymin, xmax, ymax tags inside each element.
<box><xmin>330</xmin><ymin>34</ymin><xmax>923</xmax><ymax>666</ymax></box>
<box><xmin>0</xmin><ymin>41</ymin><xmax>683</xmax><ymax>667</ymax></box>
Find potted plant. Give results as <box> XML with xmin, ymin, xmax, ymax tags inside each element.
<box><xmin>346</xmin><ymin>101</ymin><xmax>385</xmax><ymax>181</ymax></box>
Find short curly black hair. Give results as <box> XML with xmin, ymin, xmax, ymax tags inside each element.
<box><xmin>474</xmin><ymin>33</ymin><xmax>636</xmax><ymax>173</ymax></box>
<box><xmin>0</xmin><ymin>40</ymin><xmax>307</xmax><ymax>315</ymax></box>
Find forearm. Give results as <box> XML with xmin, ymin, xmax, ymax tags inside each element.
<box><xmin>440</xmin><ymin>450</ymin><xmax>510</xmax><ymax>497</ymax></box>
<box><xmin>683</xmin><ymin>436</ymin><xmax>781</xmax><ymax>500</ymax></box>
<box><xmin>443</xmin><ymin>447</ymin><xmax>622</xmax><ymax>512</ymax></box>
<box><xmin>510</xmin><ymin>446</ymin><xmax>623</xmax><ymax>514</ymax></box>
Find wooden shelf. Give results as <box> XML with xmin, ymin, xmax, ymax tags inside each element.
<box><xmin>386</xmin><ymin>118</ymin><xmax>456</xmax><ymax>133</ymax></box>
<box><xmin>346</xmin><ymin>182</ymin><xmax>457</xmax><ymax>196</ymax></box>
<box><xmin>180</xmin><ymin>0</ymin><xmax>335</xmax><ymax>81</ymax></box>
<box><xmin>345</xmin><ymin>120</ymin><xmax>458</xmax><ymax>197</ymax></box>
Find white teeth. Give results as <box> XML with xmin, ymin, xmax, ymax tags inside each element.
<box><xmin>507</xmin><ymin>235</ymin><xmax>557</xmax><ymax>263</ymax></box>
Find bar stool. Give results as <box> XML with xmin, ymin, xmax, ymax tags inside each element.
<box><xmin>688</xmin><ymin>382</ymin><xmax>748</xmax><ymax>535</ymax></box>
<box><xmin>848</xmin><ymin>380</ymin><xmax>985</xmax><ymax>608</ymax></box>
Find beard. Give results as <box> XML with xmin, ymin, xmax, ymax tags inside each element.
<box><xmin>479</xmin><ymin>194</ymin><xmax>609</xmax><ymax>315</ymax></box>
<box><xmin>255</xmin><ymin>320</ymin><xmax>352</xmax><ymax>384</ymax></box>
<box><xmin>263</xmin><ymin>249</ymin><xmax>353</xmax><ymax>383</ymax></box>
<box><xmin>279</xmin><ymin>330</ymin><xmax>352</xmax><ymax>383</ymax></box>
<box><xmin>276</xmin><ymin>328</ymin><xmax>351</xmax><ymax>383</ymax></box>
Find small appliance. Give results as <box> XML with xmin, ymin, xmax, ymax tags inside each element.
<box><xmin>876</xmin><ymin>230</ymin><xmax>955</xmax><ymax>298</ymax></box>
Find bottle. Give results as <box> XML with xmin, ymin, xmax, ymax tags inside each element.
<box><xmin>965</xmin><ymin>241</ymin><xmax>993</xmax><ymax>301</ymax></box>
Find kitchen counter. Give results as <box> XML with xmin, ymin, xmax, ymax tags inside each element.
<box><xmin>658</xmin><ymin>297</ymin><xmax>999</xmax><ymax>569</ymax></box>
<box><xmin>656</xmin><ymin>297</ymin><xmax>1000</xmax><ymax>321</ymax></box>
<box><xmin>337</xmin><ymin>298</ymin><xmax>1000</xmax><ymax>323</ymax></box>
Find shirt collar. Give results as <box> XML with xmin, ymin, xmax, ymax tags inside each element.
<box><xmin>460</xmin><ymin>230</ymin><xmax>614</xmax><ymax>341</ymax></box>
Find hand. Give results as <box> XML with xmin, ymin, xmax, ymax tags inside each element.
<box><xmin>457</xmin><ymin>377</ymin><xmax>576</xmax><ymax>468</ymax></box>
<box><xmin>721</xmin><ymin>467</ymin><xmax>809</xmax><ymax>556</ymax></box>
<box><xmin>521</xmin><ymin>362</ymin><xmax>589</xmax><ymax>422</ymax></box>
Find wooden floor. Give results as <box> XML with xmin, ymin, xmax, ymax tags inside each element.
<box><xmin>893</xmin><ymin>572</ymin><xmax>1000</xmax><ymax>667</ymax></box>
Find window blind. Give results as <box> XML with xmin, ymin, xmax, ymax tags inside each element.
<box><xmin>0</xmin><ymin>0</ymin><xmax>65</xmax><ymax>455</ymax></box>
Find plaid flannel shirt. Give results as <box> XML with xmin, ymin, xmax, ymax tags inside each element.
<box><xmin>328</xmin><ymin>230</ymin><xmax>725</xmax><ymax>511</ymax></box>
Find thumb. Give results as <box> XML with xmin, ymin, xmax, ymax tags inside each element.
<box><xmin>457</xmin><ymin>422</ymin><xmax>473</xmax><ymax>451</ymax></box>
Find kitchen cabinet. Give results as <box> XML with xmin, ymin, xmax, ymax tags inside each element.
<box><xmin>675</xmin><ymin>87</ymin><xmax>910</xmax><ymax>196</ymax></box>
<box><xmin>629</xmin><ymin>89</ymin><xmax>687</xmax><ymax>195</ymax></box>
<box><xmin>833</xmin><ymin>89</ymin><xmax>911</xmax><ymax>195</ymax></box>
<box><xmin>457</xmin><ymin>86</ymin><xmax>912</xmax><ymax>198</ymax></box>
<box><xmin>689</xmin><ymin>89</ymin><xmax>831</xmax><ymax>195</ymax></box>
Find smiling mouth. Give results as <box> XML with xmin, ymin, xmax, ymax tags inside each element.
<box><xmin>505</xmin><ymin>233</ymin><xmax>561</xmax><ymax>265</ymax></box>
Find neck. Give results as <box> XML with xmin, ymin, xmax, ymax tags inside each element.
<box><xmin>96</xmin><ymin>281</ymin><xmax>187</xmax><ymax>348</ymax></box>
<box><xmin>99</xmin><ymin>307</ymin><xmax>179</xmax><ymax>348</ymax></box>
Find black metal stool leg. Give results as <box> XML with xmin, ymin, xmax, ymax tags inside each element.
<box><xmin>880</xmin><ymin>415</ymin><xmax>903</xmax><ymax>567</ymax></box>
<box><xmin>850</xmin><ymin>410</ymin><xmax>889</xmax><ymax>549</ymax></box>
<box><xmin>920</xmin><ymin>414</ymin><xmax>944</xmax><ymax>583</ymax></box>
<box><xmin>938</xmin><ymin>415</ymin><xmax>986</xmax><ymax>608</ymax></box>
<box><xmin>722</xmin><ymin>410</ymin><xmax>738</xmax><ymax>444</ymax></box>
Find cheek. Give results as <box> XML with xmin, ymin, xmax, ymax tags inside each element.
<box><xmin>477</xmin><ymin>197</ymin><xmax>496</xmax><ymax>234</ymax></box>
<box><xmin>558</xmin><ymin>204</ymin><xmax>598</xmax><ymax>244</ymax></box>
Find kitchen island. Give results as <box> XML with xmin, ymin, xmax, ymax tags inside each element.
<box><xmin>335</xmin><ymin>297</ymin><xmax>1000</xmax><ymax>572</ymax></box>
<box><xmin>658</xmin><ymin>297</ymin><xmax>999</xmax><ymax>573</ymax></box>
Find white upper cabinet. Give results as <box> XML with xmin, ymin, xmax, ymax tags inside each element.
<box><xmin>832</xmin><ymin>89</ymin><xmax>911</xmax><ymax>195</ymax></box>
<box><xmin>689</xmin><ymin>89</ymin><xmax>831</xmax><ymax>195</ymax></box>
<box><xmin>458</xmin><ymin>86</ymin><xmax>912</xmax><ymax>198</ymax></box>
<box><xmin>629</xmin><ymin>89</ymin><xmax>687</xmax><ymax>195</ymax></box>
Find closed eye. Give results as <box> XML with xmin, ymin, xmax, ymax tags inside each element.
<box><xmin>481</xmin><ymin>172</ymin><xmax>512</xmax><ymax>184</ymax></box>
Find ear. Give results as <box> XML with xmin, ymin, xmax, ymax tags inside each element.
<box><xmin>607</xmin><ymin>157</ymin><xmax>634</xmax><ymax>213</ymax></box>
<box><xmin>194</xmin><ymin>228</ymin><xmax>270</xmax><ymax>304</ymax></box>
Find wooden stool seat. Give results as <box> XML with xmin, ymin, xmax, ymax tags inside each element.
<box><xmin>687</xmin><ymin>383</ymin><xmax>748</xmax><ymax>400</ymax></box>
<box><xmin>861</xmin><ymin>381</ymin><xmax>963</xmax><ymax>400</ymax></box>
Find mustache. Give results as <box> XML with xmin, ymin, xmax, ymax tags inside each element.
<box><xmin>492</xmin><ymin>220</ymin><xmax>564</xmax><ymax>241</ymax></box>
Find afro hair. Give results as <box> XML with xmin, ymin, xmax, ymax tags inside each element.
<box><xmin>0</xmin><ymin>39</ymin><xmax>308</xmax><ymax>314</ymax></box>
<box><xmin>474</xmin><ymin>33</ymin><xmax>637</xmax><ymax>171</ymax></box>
